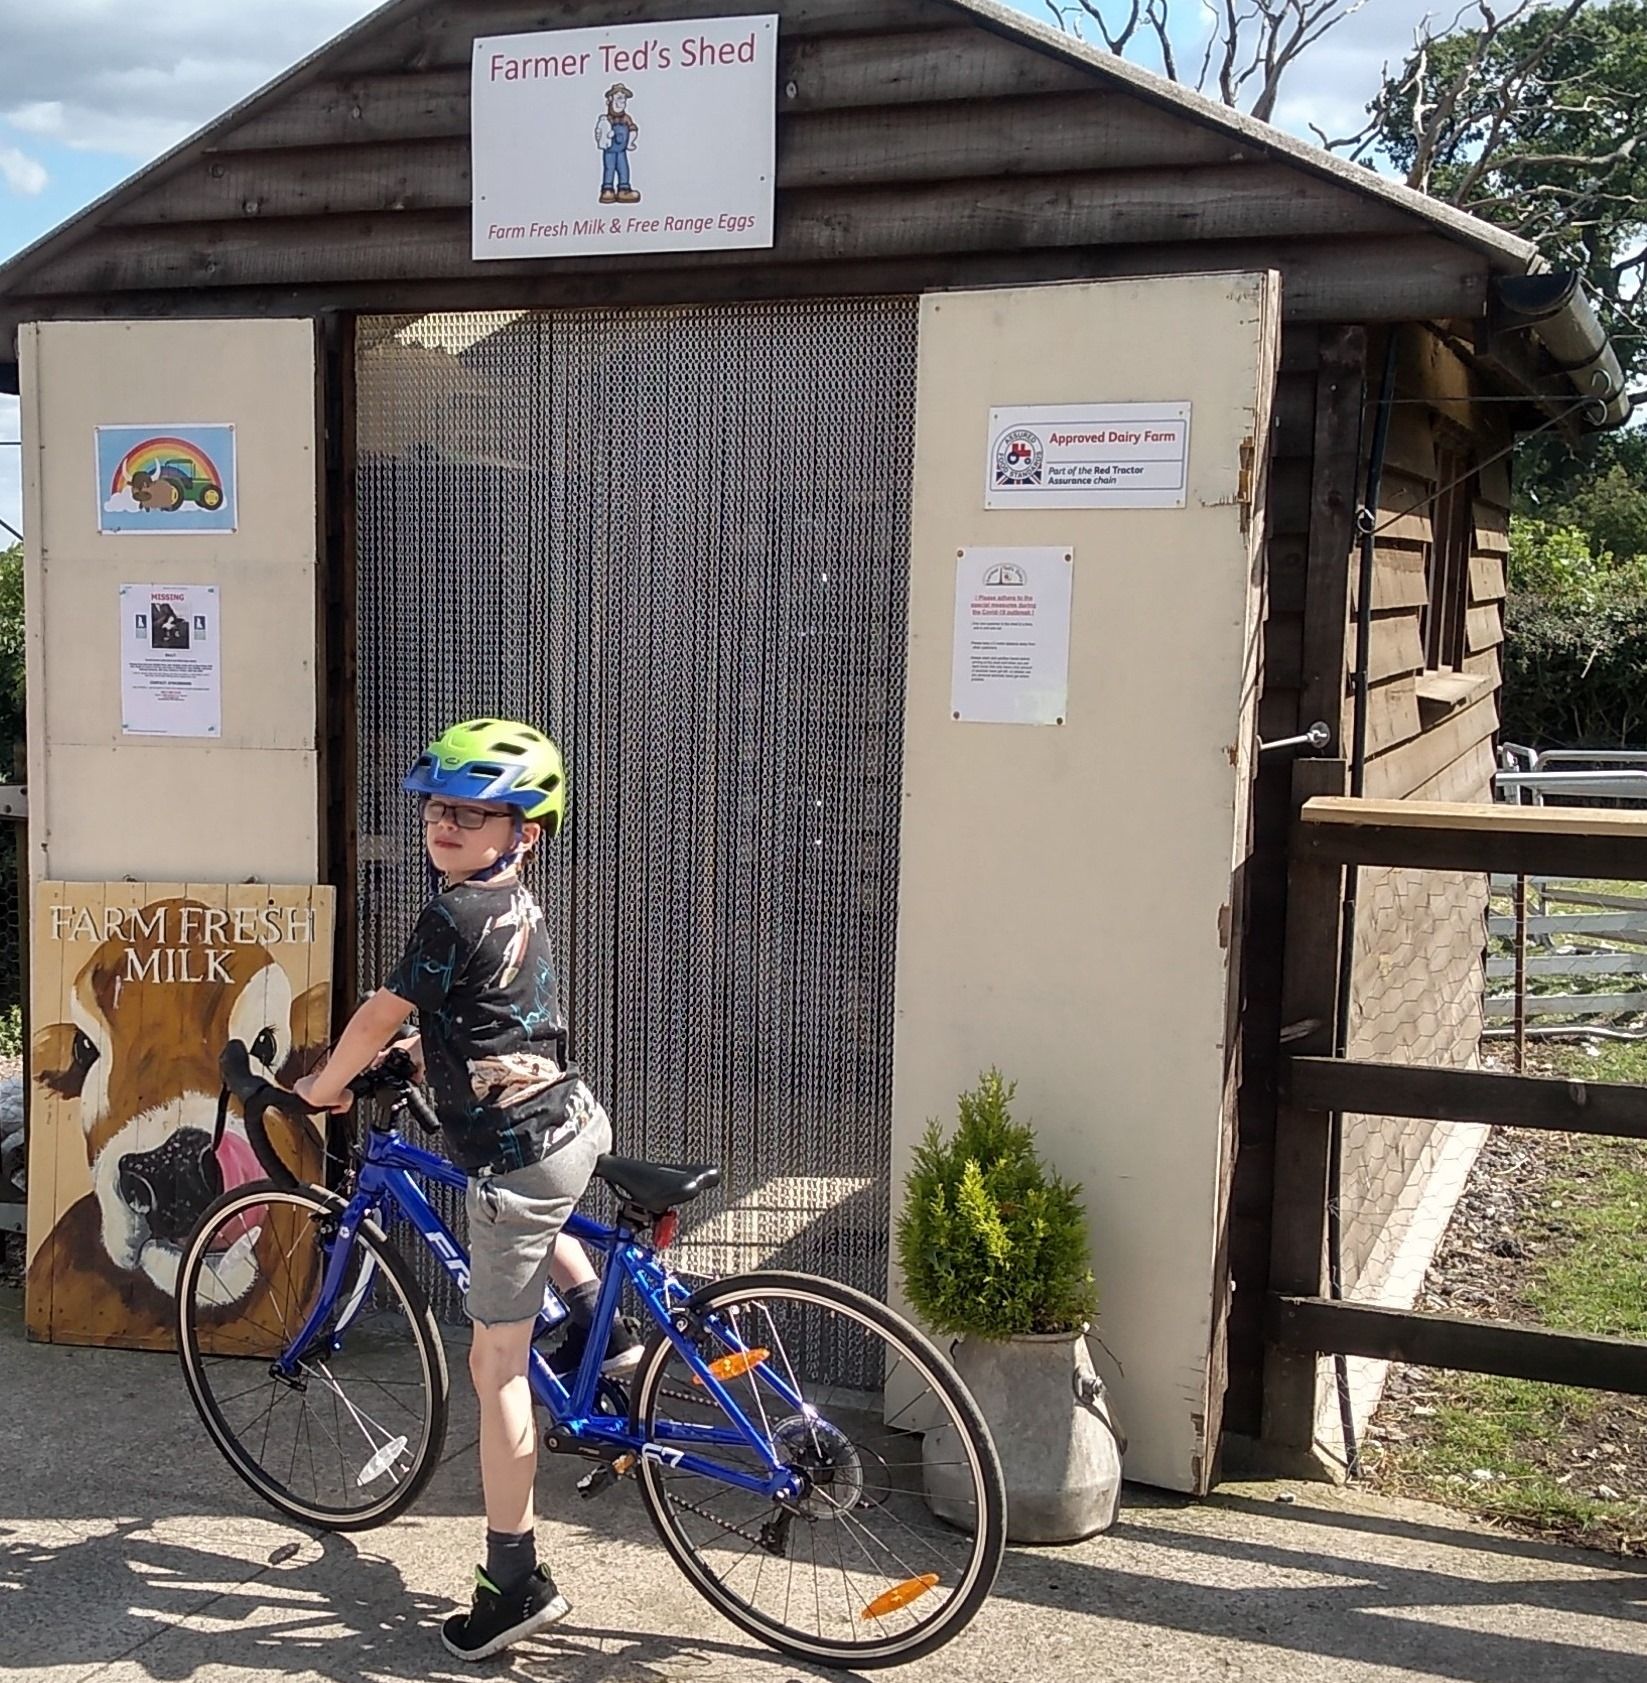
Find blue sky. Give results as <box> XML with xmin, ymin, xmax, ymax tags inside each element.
<box><xmin>0</xmin><ymin>0</ymin><xmax>1441</xmax><ymax>539</ymax></box>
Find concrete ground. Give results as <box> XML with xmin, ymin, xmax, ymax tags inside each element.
<box><xmin>4</xmin><ymin>1284</ymin><xmax>1646</xmax><ymax>1683</ymax></box>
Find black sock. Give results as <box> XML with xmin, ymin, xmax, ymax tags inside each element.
<box><xmin>484</xmin><ymin>1528</ymin><xmax>537</xmax><ymax>1595</ymax></box>
<box><xmin>561</xmin><ymin>1279</ymin><xmax>600</xmax><ymax>1330</ymax></box>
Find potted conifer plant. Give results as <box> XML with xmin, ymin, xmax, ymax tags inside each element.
<box><xmin>897</xmin><ymin>1070</ymin><xmax>1124</xmax><ymax>1543</ymax></box>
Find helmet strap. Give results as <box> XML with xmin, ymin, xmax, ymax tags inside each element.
<box><xmin>453</xmin><ymin>815</ymin><xmax>527</xmax><ymax>888</ymax></box>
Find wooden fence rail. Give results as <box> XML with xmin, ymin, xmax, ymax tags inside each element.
<box><xmin>1262</xmin><ymin>795</ymin><xmax>1647</xmax><ymax>1460</ymax></box>
<box><xmin>1295</xmin><ymin>796</ymin><xmax>1647</xmax><ymax>877</ymax></box>
<box><xmin>1285</xmin><ymin>1054</ymin><xmax>1647</xmax><ymax>1139</ymax></box>
<box><xmin>1268</xmin><ymin>1296</ymin><xmax>1647</xmax><ymax>1395</ymax></box>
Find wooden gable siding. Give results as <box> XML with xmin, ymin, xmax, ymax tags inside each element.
<box><xmin>0</xmin><ymin>0</ymin><xmax>1490</xmax><ymax>338</ymax></box>
<box><xmin>1358</xmin><ymin>333</ymin><xmax>1507</xmax><ymax>802</ymax></box>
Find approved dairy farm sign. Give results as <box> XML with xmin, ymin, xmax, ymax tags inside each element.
<box><xmin>986</xmin><ymin>403</ymin><xmax>1192</xmax><ymax>509</ymax></box>
<box><xmin>472</xmin><ymin>17</ymin><xmax>778</xmax><ymax>260</ymax></box>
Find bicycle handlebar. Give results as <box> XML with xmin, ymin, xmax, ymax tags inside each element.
<box><xmin>217</xmin><ymin>1040</ymin><xmax>436</xmax><ymax>1189</ymax></box>
<box><xmin>218</xmin><ymin>1041</ymin><xmax>318</xmax><ymax>1189</ymax></box>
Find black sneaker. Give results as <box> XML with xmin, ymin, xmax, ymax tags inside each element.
<box><xmin>547</xmin><ymin>1314</ymin><xmax>644</xmax><ymax>1380</ymax></box>
<box><xmin>440</xmin><ymin>1565</ymin><xmax>570</xmax><ymax>1661</ymax></box>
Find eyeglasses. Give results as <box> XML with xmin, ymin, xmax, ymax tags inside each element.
<box><xmin>421</xmin><ymin>799</ymin><xmax>506</xmax><ymax>831</ymax></box>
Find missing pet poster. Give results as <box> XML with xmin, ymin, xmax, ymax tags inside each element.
<box><xmin>120</xmin><ymin>583</ymin><xmax>221</xmax><ymax>738</ymax></box>
<box><xmin>471</xmin><ymin>15</ymin><xmax>778</xmax><ymax>259</ymax></box>
<box><xmin>951</xmin><ymin>547</ymin><xmax>1074</xmax><ymax>727</ymax></box>
<box><xmin>96</xmin><ymin>424</ymin><xmax>237</xmax><ymax>534</ymax></box>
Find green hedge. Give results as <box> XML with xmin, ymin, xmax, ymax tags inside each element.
<box><xmin>1502</xmin><ymin>592</ymin><xmax>1647</xmax><ymax>749</ymax></box>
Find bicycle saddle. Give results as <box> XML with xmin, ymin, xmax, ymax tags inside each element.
<box><xmin>595</xmin><ymin>1154</ymin><xmax>721</xmax><ymax>1216</ymax></box>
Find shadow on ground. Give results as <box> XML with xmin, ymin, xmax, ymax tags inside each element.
<box><xmin>4</xmin><ymin>1285</ymin><xmax>1646</xmax><ymax>1683</ymax></box>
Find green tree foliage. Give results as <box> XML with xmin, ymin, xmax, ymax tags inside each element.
<box><xmin>1516</xmin><ymin>429</ymin><xmax>1647</xmax><ymax>541</ymax></box>
<box><xmin>1502</xmin><ymin>595</ymin><xmax>1647</xmax><ymax>746</ymax></box>
<box><xmin>1509</xmin><ymin>514</ymin><xmax>1647</xmax><ymax>602</ymax></box>
<box><xmin>1503</xmin><ymin>517</ymin><xmax>1647</xmax><ymax>746</ymax></box>
<box><xmin>1368</xmin><ymin>0</ymin><xmax>1647</xmax><ymax>384</ymax></box>
<box><xmin>896</xmin><ymin>1071</ymin><xmax>1098</xmax><ymax>1340</ymax></box>
<box><xmin>1555</xmin><ymin>465</ymin><xmax>1647</xmax><ymax>562</ymax></box>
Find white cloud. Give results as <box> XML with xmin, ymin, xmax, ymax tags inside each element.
<box><xmin>5</xmin><ymin>103</ymin><xmax>65</xmax><ymax>141</ymax></box>
<box><xmin>1</xmin><ymin>1</ymin><xmax>383</xmax><ymax>164</ymax></box>
<box><xmin>1054</xmin><ymin>0</ymin><xmax>1479</xmax><ymax>145</ymax></box>
<box><xmin>1266</xmin><ymin>0</ymin><xmax>1461</xmax><ymax>143</ymax></box>
<box><xmin>0</xmin><ymin>146</ymin><xmax>46</xmax><ymax>197</ymax></box>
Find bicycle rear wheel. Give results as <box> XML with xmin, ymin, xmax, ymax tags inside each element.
<box><xmin>630</xmin><ymin>1271</ymin><xmax>1005</xmax><ymax>1669</ymax></box>
<box><xmin>176</xmin><ymin>1182</ymin><xmax>449</xmax><ymax>1531</ymax></box>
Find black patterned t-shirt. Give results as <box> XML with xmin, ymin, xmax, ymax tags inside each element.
<box><xmin>384</xmin><ymin>880</ymin><xmax>576</xmax><ymax>1173</ymax></box>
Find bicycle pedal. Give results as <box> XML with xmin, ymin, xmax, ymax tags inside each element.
<box><xmin>575</xmin><ymin>1453</ymin><xmax>636</xmax><ymax>1500</ymax></box>
<box><xmin>577</xmin><ymin>1465</ymin><xmax>616</xmax><ymax>1499</ymax></box>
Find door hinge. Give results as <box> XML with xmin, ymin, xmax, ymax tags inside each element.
<box><xmin>1237</xmin><ymin>436</ymin><xmax>1256</xmax><ymax>533</ymax></box>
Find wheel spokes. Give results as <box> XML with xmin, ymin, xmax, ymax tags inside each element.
<box><xmin>182</xmin><ymin>1191</ymin><xmax>437</xmax><ymax>1522</ymax></box>
<box><xmin>640</xmin><ymin>1282</ymin><xmax>997</xmax><ymax>1657</ymax></box>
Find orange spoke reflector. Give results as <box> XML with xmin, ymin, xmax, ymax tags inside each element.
<box><xmin>861</xmin><ymin>1575</ymin><xmax>940</xmax><ymax>1620</ymax></box>
<box><xmin>691</xmin><ymin>1348</ymin><xmax>770</xmax><ymax>1386</ymax></box>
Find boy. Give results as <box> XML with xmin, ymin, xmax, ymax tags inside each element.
<box><xmin>293</xmin><ymin>718</ymin><xmax>635</xmax><ymax>1659</ymax></box>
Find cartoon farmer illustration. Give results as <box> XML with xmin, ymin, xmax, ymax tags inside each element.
<box><xmin>595</xmin><ymin>83</ymin><xmax>640</xmax><ymax>205</ymax></box>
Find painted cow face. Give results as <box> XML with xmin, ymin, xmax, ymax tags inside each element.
<box><xmin>33</xmin><ymin>898</ymin><xmax>328</xmax><ymax>1304</ymax></box>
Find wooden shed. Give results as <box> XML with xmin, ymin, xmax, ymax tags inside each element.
<box><xmin>0</xmin><ymin>0</ymin><xmax>1629</xmax><ymax>1488</ymax></box>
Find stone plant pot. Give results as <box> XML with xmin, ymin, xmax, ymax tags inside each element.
<box><xmin>923</xmin><ymin>1329</ymin><xmax>1124</xmax><ymax>1544</ymax></box>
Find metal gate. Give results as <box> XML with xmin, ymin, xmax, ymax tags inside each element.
<box><xmin>354</xmin><ymin>299</ymin><xmax>917</xmax><ymax>1317</ymax></box>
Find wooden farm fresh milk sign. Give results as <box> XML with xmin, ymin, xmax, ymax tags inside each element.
<box><xmin>46</xmin><ymin>899</ymin><xmax>321</xmax><ymax>985</ymax></box>
<box><xmin>471</xmin><ymin>15</ymin><xmax>778</xmax><ymax>260</ymax></box>
<box><xmin>26</xmin><ymin>883</ymin><xmax>335</xmax><ymax>1352</ymax></box>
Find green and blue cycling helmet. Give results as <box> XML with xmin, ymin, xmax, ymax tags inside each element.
<box><xmin>402</xmin><ymin>718</ymin><xmax>567</xmax><ymax>839</ymax></box>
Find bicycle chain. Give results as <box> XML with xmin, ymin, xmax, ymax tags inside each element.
<box><xmin>657</xmin><ymin>1382</ymin><xmax>719</xmax><ymax>1409</ymax></box>
<box><xmin>659</xmin><ymin>1485</ymin><xmax>774</xmax><ymax>1550</ymax></box>
<box><xmin>645</xmin><ymin>1384</ymin><xmax>792</xmax><ymax>1552</ymax></box>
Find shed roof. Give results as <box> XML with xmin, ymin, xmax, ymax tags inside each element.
<box><xmin>963</xmin><ymin>0</ymin><xmax>1542</xmax><ymax>272</ymax></box>
<box><xmin>0</xmin><ymin>0</ymin><xmax>1626</xmax><ymax>424</ymax></box>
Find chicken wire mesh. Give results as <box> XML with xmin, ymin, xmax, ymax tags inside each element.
<box><xmin>1333</xmin><ymin>760</ymin><xmax>1647</xmax><ymax>1331</ymax></box>
<box><xmin>354</xmin><ymin>302</ymin><xmax>917</xmax><ymax>1352</ymax></box>
<box><xmin>1333</xmin><ymin>824</ymin><xmax>1647</xmax><ymax>1536</ymax></box>
<box><xmin>1336</xmin><ymin>862</ymin><xmax>1492</xmax><ymax>1316</ymax></box>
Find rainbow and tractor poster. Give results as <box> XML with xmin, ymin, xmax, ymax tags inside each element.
<box><xmin>95</xmin><ymin>424</ymin><xmax>238</xmax><ymax>535</ymax></box>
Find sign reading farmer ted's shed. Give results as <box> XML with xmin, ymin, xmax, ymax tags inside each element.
<box><xmin>472</xmin><ymin>16</ymin><xmax>778</xmax><ymax>260</ymax></box>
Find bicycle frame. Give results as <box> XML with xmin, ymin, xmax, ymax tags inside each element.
<box><xmin>278</xmin><ymin>1120</ymin><xmax>808</xmax><ymax>1506</ymax></box>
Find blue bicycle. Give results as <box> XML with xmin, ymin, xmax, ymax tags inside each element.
<box><xmin>176</xmin><ymin>1042</ymin><xmax>1005</xmax><ymax>1668</ymax></box>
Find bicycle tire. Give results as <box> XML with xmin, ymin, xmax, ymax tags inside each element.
<box><xmin>176</xmin><ymin>1180</ymin><xmax>449</xmax><ymax>1532</ymax></box>
<box><xmin>629</xmin><ymin>1269</ymin><xmax>1005</xmax><ymax>1669</ymax></box>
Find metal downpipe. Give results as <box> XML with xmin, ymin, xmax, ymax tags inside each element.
<box><xmin>1328</xmin><ymin>331</ymin><xmax>1399</xmax><ymax>1477</ymax></box>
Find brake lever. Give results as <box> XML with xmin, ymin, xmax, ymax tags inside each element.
<box><xmin>338</xmin><ymin>1047</ymin><xmax>441</xmax><ymax>1137</ymax></box>
<box><xmin>401</xmin><ymin>1085</ymin><xmax>442</xmax><ymax>1135</ymax></box>
<box><xmin>216</xmin><ymin>1038</ymin><xmax>330</xmax><ymax>1191</ymax></box>
<box><xmin>346</xmin><ymin>1046</ymin><xmax>420</xmax><ymax>1099</ymax></box>
<box><xmin>215</xmin><ymin>1081</ymin><xmax>322</xmax><ymax>1192</ymax></box>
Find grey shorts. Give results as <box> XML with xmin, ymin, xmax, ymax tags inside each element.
<box><xmin>464</xmin><ymin>1099</ymin><xmax>612</xmax><ymax>1327</ymax></box>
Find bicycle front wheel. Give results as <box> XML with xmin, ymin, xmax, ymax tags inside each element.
<box><xmin>176</xmin><ymin>1182</ymin><xmax>449</xmax><ymax>1531</ymax></box>
<box><xmin>631</xmin><ymin>1271</ymin><xmax>1005</xmax><ymax>1669</ymax></box>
